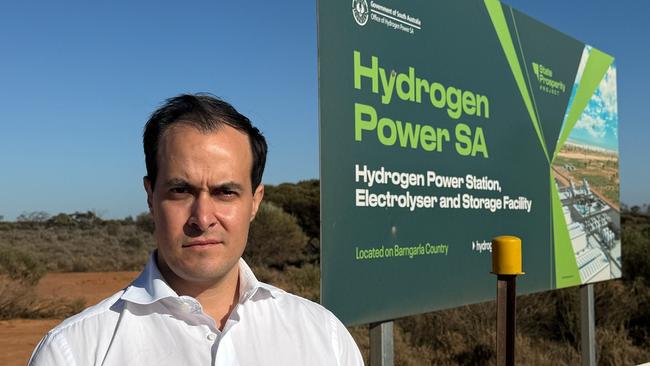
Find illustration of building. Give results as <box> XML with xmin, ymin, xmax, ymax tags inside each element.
<box><xmin>556</xmin><ymin>178</ymin><xmax>621</xmax><ymax>283</ymax></box>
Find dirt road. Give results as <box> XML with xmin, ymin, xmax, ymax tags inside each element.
<box><xmin>557</xmin><ymin>151</ymin><xmax>617</xmax><ymax>162</ymax></box>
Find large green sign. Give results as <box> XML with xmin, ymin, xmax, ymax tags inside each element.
<box><xmin>319</xmin><ymin>0</ymin><xmax>620</xmax><ymax>325</ymax></box>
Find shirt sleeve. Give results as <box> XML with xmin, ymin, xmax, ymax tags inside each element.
<box><xmin>330</xmin><ymin>314</ymin><xmax>365</xmax><ymax>366</ymax></box>
<box><xmin>28</xmin><ymin>332</ymin><xmax>77</xmax><ymax>366</ymax></box>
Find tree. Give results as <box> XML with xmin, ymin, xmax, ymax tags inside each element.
<box><xmin>48</xmin><ymin>213</ymin><xmax>76</xmax><ymax>227</ymax></box>
<box><xmin>71</xmin><ymin>210</ymin><xmax>100</xmax><ymax>223</ymax></box>
<box><xmin>16</xmin><ymin>211</ymin><xmax>50</xmax><ymax>222</ymax></box>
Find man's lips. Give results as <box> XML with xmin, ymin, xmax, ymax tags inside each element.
<box><xmin>182</xmin><ymin>239</ymin><xmax>223</xmax><ymax>248</ymax></box>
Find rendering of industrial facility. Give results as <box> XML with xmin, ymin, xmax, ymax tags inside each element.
<box><xmin>556</xmin><ymin>178</ymin><xmax>622</xmax><ymax>283</ymax></box>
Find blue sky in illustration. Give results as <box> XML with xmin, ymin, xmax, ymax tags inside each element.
<box><xmin>564</xmin><ymin>46</ymin><xmax>618</xmax><ymax>151</ymax></box>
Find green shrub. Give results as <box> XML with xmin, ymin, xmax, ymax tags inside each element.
<box><xmin>71</xmin><ymin>257</ymin><xmax>94</xmax><ymax>272</ymax></box>
<box><xmin>622</xmin><ymin>213</ymin><xmax>650</xmax><ymax>284</ymax></box>
<box><xmin>0</xmin><ymin>278</ymin><xmax>86</xmax><ymax>320</ymax></box>
<box><xmin>136</xmin><ymin>212</ymin><xmax>155</xmax><ymax>234</ymax></box>
<box><xmin>124</xmin><ymin>237</ymin><xmax>143</xmax><ymax>249</ymax></box>
<box><xmin>245</xmin><ymin>202</ymin><xmax>308</xmax><ymax>268</ymax></box>
<box><xmin>264</xmin><ymin>180</ymin><xmax>320</xmax><ymax>239</ymax></box>
<box><xmin>106</xmin><ymin>221</ymin><xmax>121</xmax><ymax>236</ymax></box>
<box><xmin>0</xmin><ymin>247</ymin><xmax>46</xmax><ymax>285</ymax></box>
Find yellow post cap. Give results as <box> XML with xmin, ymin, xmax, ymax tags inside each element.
<box><xmin>491</xmin><ymin>235</ymin><xmax>524</xmax><ymax>275</ymax></box>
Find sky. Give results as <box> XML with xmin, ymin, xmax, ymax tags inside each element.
<box><xmin>564</xmin><ymin>48</ymin><xmax>618</xmax><ymax>151</ymax></box>
<box><xmin>0</xmin><ymin>0</ymin><xmax>648</xmax><ymax>220</ymax></box>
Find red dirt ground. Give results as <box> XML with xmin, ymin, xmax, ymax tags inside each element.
<box><xmin>0</xmin><ymin>271</ymin><xmax>138</xmax><ymax>366</ymax></box>
<box><xmin>35</xmin><ymin>271</ymin><xmax>139</xmax><ymax>305</ymax></box>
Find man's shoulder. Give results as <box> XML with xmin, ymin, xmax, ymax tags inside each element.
<box><xmin>253</xmin><ymin>281</ymin><xmax>344</xmax><ymax>330</ymax></box>
<box><xmin>44</xmin><ymin>290</ymin><xmax>125</xmax><ymax>340</ymax></box>
<box><xmin>29</xmin><ymin>290</ymin><xmax>126</xmax><ymax>365</ymax></box>
<box><xmin>248</xmin><ymin>282</ymin><xmax>364</xmax><ymax>365</ymax></box>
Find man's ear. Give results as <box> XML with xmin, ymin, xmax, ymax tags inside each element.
<box><xmin>250</xmin><ymin>184</ymin><xmax>264</xmax><ymax>222</ymax></box>
<box><xmin>143</xmin><ymin>176</ymin><xmax>154</xmax><ymax>214</ymax></box>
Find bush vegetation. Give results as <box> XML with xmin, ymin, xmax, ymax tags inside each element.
<box><xmin>0</xmin><ymin>182</ymin><xmax>648</xmax><ymax>364</ymax></box>
<box><xmin>245</xmin><ymin>202</ymin><xmax>310</xmax><ymax>268</ymax></box>
<box><xmin>0</xmin><ymin>277</ymin><xmax>85</xmax><ymax>320</ymax></box>
<box><xmin>0</xmin><ymin>245</ymin><xmax>86</xmax><ymax>320</ymax></box>
<box><xmin>0</xmin><ymin>214</ymin><xmax>155</xmax><ymax>273</ymax></box>
<box><xmin>0</xmin><ymin>247</ymin><xmax>46</xmax><ymax>285</ymax></box>
<box><xmin>264</xmin><ymin>179</ymin><xmax>320</xmax><ymax>239</ymax></box>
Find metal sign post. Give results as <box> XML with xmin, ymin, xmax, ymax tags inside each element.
<box><xmin>369</xmin><ymin>321</ymin><xmax>394</xmax><ymax>366</ymax></box>
<box><xmin>496</xmin><ymin>274</ymin><xmax>517</xmax><ymax>366</ymax></box>
<box><xmin>492</xmin><ymin>236</ymin><xmax>524</xmax><ymax>366</ymax></box>
<box><xmin>580</xmin><ymin>284</ymin><xmax>596</xmax><ymax>366</ymax></box>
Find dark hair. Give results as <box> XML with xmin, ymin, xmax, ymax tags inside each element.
<box><xmin>143</xmin><ymin>93</ymin><xmax>267</xmax><ymax>191</ymax></box>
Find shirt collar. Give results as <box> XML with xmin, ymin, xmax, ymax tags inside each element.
<box><xmin>121</xmin><ymin>252</ymin><xmax>280</xmax><ymax>305</ymax></box>
<box><xmin>237</xmin><ymin>257</ymin><xmax>282</xmax><ymax>302</ymax></box>
<box><xmin>121</xmin><ymin>252</ymin><xmax>178</xmax><ymax>305</ymax></box>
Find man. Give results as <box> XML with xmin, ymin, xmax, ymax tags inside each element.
<box><xmin>29</xmin><ymin>94</ymin><xmax>364</xmax><ymax>365</ymax></box>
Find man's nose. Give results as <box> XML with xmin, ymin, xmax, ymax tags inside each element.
<box><xmin>188</xmin><ymin>192</ymin><xmax>218</xmax><ymax>232</ymax></box>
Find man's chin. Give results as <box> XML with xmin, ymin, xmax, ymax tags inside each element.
<box><xmin>174</xmin><ymin>259</ymin><xmax>238</xmax><ymax>284</ymax></box>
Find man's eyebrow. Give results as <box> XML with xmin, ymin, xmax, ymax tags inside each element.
<box><xmin>211</xmin><ymin>182</ymin><xmax>244</xmax><ymax>192</ymax></box>
<box><xmin>164</xmin><ymin>178</ymin><xmax>192</xmax><ymax>187</ymax></box>
<box><xmin>163</xmin><ymin>179</ymin><xmax>244</xmax><ymax>192</ymax></box>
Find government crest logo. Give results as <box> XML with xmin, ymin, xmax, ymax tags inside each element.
<box><xmin>352</xmin><ymin>0</ymin><xmax>369</xmax><ymax>26</ymax></box>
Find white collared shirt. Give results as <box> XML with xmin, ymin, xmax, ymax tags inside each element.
<box><xmin>29</xmin><ymin>255</ymin><xmax>364</xmax><ymax>366</ymax></box>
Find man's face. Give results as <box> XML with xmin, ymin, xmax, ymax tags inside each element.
<box><xmin>144</xmin><ymin>124</ymin><xmax>263</xmax><ymax>285</ymax></box>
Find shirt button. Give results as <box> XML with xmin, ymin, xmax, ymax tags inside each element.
<box><xmin>207</xmin><ymin>333</ymin><xmax>217</xmax><ymax>341</ymax></box>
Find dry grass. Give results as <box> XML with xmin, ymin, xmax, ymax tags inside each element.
<box><xmin>0</xmin><ymin>221</ymin><xmax>155</xmax><ymax>273</ymax></box>
<box><xmin>0</xmin><ymin>277</ymin><xmax>85</xmax><ymax>320</ymax></box>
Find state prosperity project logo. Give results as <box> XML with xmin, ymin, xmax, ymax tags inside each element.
<box><xmin>352</xmin><ymin>0</ymin><xmax>369</xmax><ymax>26</ymax></box>
<box><xmin>531</xmin><ymin>61</ymin><xmax>566</xmax><ymax>96</ymax></box>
